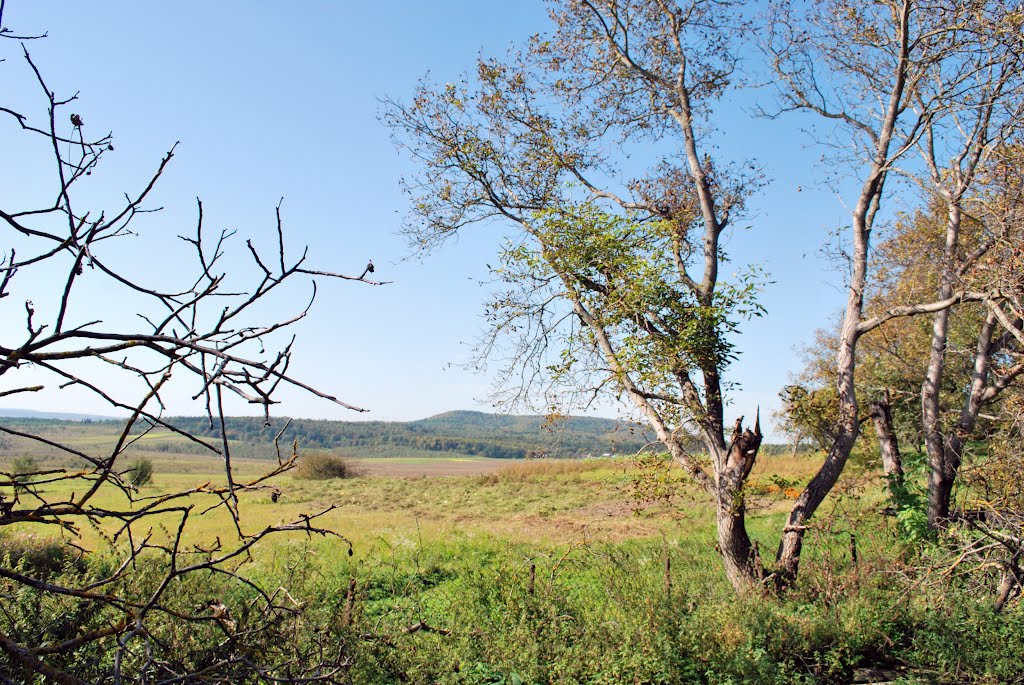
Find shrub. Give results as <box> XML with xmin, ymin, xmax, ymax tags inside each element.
<box><xmin>293</xmin><ymin>452</ymin><xmax>359</xmax><ymax>481</ymax></box>
<box><xmin>10</xmin><ymin>455</ymin><xmax>39</xmax><ymax>476</ymax></box>
<box><xmin>0</xmin><ymin>533</ymin><xmax>87</xmax><ymax>577</ymax></box>
<box><xmin>126</xmin><ymin>457</ymin><xmax>154</xmax><ymax>488</ymax></box>
<box><xmin>9</xmin><ymin>455</ymin><xmax>40</xmax><ymax>492</ymax></box>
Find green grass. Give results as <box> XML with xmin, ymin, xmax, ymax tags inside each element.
<box><xmin>4</xmin><ymin>443</ymin><xmax>1023</xmax><ymax>684</ymax></box>
<box><xmin>0</xmin><ymin>448</ymin><xmax>847</xmax><ymax>562</ymax></box>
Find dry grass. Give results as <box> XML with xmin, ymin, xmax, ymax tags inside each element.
<box><xmin>475</xmin><ymin>458</ymin><xmax>620</xmax><ymax>485</ymax></box>
<box><xmin>3</xmin><ymin>450</ymin><xmax>855</xmax><ymax>565</ymax></box>
<box><xmin>3</xmin><ymin>455</ymin><xmax>637</xmax><ymax>552</ymax></box>
<box><xmin>749</xmin><ymin>449</ymin><xmax>825</xmax><ymax>482</ymax></box>
<box><xmin>352</xmin><ymin>456</ymin><xmax>507</xmax><ymax>478</ymax></box>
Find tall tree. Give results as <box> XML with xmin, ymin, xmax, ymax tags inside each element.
<box><xmin>912</xmin><ymin>8</ymin><xmax>1024</xmax><ymax>526</ymax></box>
<box><xmin>766</xmin><ymin>0</ymin><xmax>1021</xmax><ymax>577</ymax></box>
<box><xmin>781</xmin><ymin>195</ymin><xmax>1022</xmax><ymax>513</ymax></box>
<box><xmin>387</xmin><ymin>0</ymin><xmax>771</xmax><ymax>591</ymax></box>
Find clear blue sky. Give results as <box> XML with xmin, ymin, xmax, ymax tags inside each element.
<box><xmin>0</xmin><ymin>2</ymin><xmax>853</xmax><ymax>439</ymax></box>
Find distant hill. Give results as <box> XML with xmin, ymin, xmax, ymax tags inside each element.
<box><xmin>0</xmin><ymin>409</ymin><xmax>654</xmax><ymax>460</ymax></box>
<box><xmin>0</xmin><ymin>410</ymin><xmax>803</xmax><ymax>460</ymax></box>
<box><xmin>161</xmin><ymin>410</ymin><xmax>655</xmax><ymax>459</ymax></box>
<box><xmin>0</xmin><ymin>408</ymin><xmax>118</xmax><ymax>422</ymax></box>
<box><xmin>414</xmin><ymin>410</ymin><xmax>634</xmax><ymax>436</ymax></box>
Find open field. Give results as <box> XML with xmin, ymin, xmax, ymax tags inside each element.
<box><xmin>4</xmin><ymin>450</ymin><xmax>1023</xmax><ymax>684</ymax></box>
<box><xmin>353</xmin><ymin>457</ymin><xmax>510</xmax><ymax>478</ymax></box>
<box><xmin>1</xmin><ymin>450</ymin><xmax>820</xmax><ymax>552</ymax></box>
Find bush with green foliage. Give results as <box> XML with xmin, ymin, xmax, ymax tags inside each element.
<box><xmin>0</xmin><ymin>532</ymin><xmax>86</xmax><ymax>578</ymax></box>
<box><xmin>10</xmin><ymin>455</ymin><xmax>38</xmax><ymax>476</ymax></box>
<box><xmin>9</xmin><ymin>455</ymin><xmax>40</xmax><ymax>493</ymax></box>
<box><xmin>293</xmin><ymin>452</ymin><xmax>359</xmax><ymax>480</ymax></box>
<box><xmin>126</xmin><ymin>457</ymin><xmax>154</xmax><ymax>488</ymax></box>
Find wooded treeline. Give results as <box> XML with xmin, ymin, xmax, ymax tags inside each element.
<box><xmin>171</xmin><ymin>410</ymin><xmax>653</xmax><ymax>458</ymax></box>
<box><xmin>0</xmin><ymin>411</ymin><xmax>658</xmax><ymax>460</ymax></box>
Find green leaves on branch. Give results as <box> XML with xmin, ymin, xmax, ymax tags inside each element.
<box><xmin>487</xmin><ymin>204</ymin><xmax>767</xmax><ymax>389</ymax></box>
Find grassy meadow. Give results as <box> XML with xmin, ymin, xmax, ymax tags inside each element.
<box><xmin>3</xmin><ymin>441</ymin><xmax>816</xmax><ymax>557</ymax></box>
<box><xmin>3</xmin><ymin>438</ymin><xmax>1023</xmax><ymax>684</ymax></box>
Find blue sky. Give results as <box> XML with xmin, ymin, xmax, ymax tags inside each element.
<box><xmin>0</xmin><ymin>2</ymin><xmax>854</xmax><ymax>439</ymax></box>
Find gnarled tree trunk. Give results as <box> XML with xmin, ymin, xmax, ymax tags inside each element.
<box><xmin>717</xmin><ymin>416</ymin><xmax>764</xmax><ymax>590</ymax></box>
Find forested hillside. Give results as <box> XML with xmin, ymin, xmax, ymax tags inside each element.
<box><xmin>167</xmin><ymin>410</ymin><xmax>653</xmax><ymax>458</ymax></box>
<box><xmin>0</xmin><ymin>411</ymin><xmax>657</xmax><ymax>460</ymax></box>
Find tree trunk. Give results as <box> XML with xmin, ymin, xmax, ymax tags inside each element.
<box><xmin>927</xmin><ymin>455</ymin><xmax>954</xmax><ymax>525</ymax></box>
<box><xmin>869</xmin><ymin>389</ymin><xmax>904</xmax><ymax>498</ymax></box>
<box><xmin>776</xmin><ymin>425</ymin><xmax>859</xmax><ymax>581</ymax></box>
<box><xmin>927</xmin><ymin>307</ymin><xmax>1021</xmax><ymax>526</ymax></box>
<box><xmin>923</xmin><ymin>310</ymin><xmax>952</xmax><ymax>527</ymax></box>
<box><xmin>932</xmin><ymin>432</ymin><xmax>966</xmax><ymax>521</ymax></box>
<box><xmin>777</xmin><ymin>181</ymin><xmax>869</xmax><ymax>581</ymax></box>
<box><xmin>717</xmin><ymin>502</ymin><xmax>759</xmax><ymax>591</ymax></box>
<box><xmin>717</xmin><ymin>415</ymin><xmax>764</xmax><ymax>591</ymax></box>
<box><xmin>923</xmin><ymin>203</ymin><xmax>960</xmax><ymax>528</ymax></box>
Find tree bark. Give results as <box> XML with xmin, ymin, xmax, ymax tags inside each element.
<box><xmin>928</xmin><ymin>443</ymin><xmax>957</xmax><ymax>525</ymax></box>
<box><xmin>927</xmin><ymin>313</ymin><xmax>1013</xmax><ymax>526</ymax></box>
<box><xmin>776</xmin><ymin>425</ymin><xmax>859</xmax><ymax>581</ymax></box>
<box><xmin>717</xmin><ymin>415</ymin><xmax>764</xmax><ymax>591</ymax></box>
<box><xmin>717</xmin><ymin>502</ymin><xmax>758</xmax><ymax>590</ymax></box>
<box><xmin>922</xmin><ymin>204</ymin><xmax>958</xmax><ymax>527</ymax></box>
<box><xmin>870</xmin><ymin>388</ymin><xmax>904</xmax><ymax>498</ymax></box>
